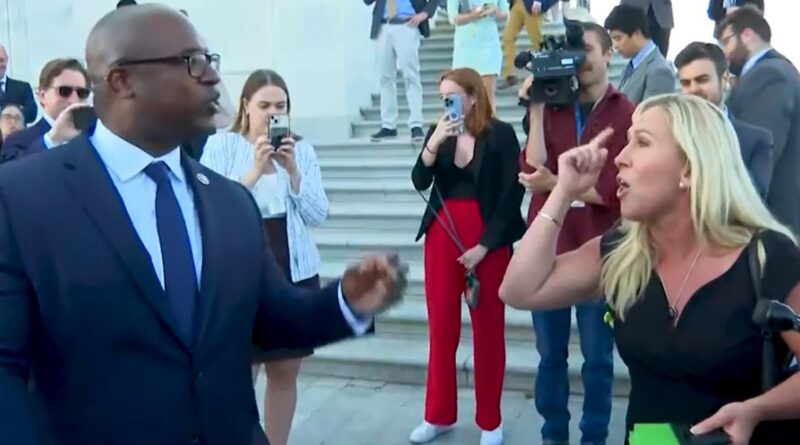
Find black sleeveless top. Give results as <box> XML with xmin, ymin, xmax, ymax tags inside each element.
<box><xmin>600</xmin><ymin>228</ymin><xmax>800</xmax><ymax>443</ymax></box>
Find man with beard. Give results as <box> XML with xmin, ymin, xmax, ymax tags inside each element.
<box><xmin>716</xmin><ymin>7</ymin><xmax>800</xmax><ymax>233</ymax></box>
<box><xmin>674</xmin><ymin>41</ymin><xmax>773</xmax><ymax>198</ymax></box>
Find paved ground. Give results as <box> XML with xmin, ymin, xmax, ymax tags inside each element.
<box><xmin>254</xmin><ymin>375</ymin><xmax>629</xmax><ymax>445</ymax></box>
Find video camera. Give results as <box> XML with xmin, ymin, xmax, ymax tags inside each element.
<box><xmin>515</xmin><ymin>19</ymin><xmax>586</xmax><ymax>106</ymax></box>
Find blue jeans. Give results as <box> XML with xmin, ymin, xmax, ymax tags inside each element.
<box><xmin>532</xmin><ymin>299</ymin><xmax>614</xmax><ymax>444</ymax></box>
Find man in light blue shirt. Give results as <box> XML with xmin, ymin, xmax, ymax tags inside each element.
<box><xmin>0</xmin><ymin>5</ymin><xmax>408</xmax><ymax>445</ymax></box>
<box><xmin>365</xmin><ymin>0</ymin><xmax>439</xmax><ymax>143</ymax></box>
<box><xmin>604</xmin><ymin>4</ymin><xmax>675</xmax><ymax>104</ymax></box>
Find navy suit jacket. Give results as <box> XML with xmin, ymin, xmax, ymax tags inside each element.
<box><xmin>0</xmin><ymin>118</ymin><xmax>50</xmax><ymax>164</ymax></box>
<box><xmin>730</xmin><ymin>116</ymin><xmax>774</xmax><ymax>199</ymax></box>
<box><xmin>0</xmin><ymin>77</ymin><xmax>37</xmax><ymax>124</ymax></box>
<box><xmin>0</xmin><ymin>135</ymin><xmax>355</xmax><ymax>445</ymax></box>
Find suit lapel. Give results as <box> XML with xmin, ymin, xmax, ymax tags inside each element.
<box><xmin>182</xmin><ymin>158</ymin><xmax>223</xmax><ymax>351</ymax></box>
<box><xmin>62</xmin><ymin>137</ymin><xmax>190</xmax><ymax>352</ymax></box>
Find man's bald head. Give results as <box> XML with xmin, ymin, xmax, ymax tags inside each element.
<box><xmin>86</xmin><ymin>4</ymin><xmax>196</xmax><ymax>87</ymax></box>
<box><xmin>85</xmin><ymin>3</ymin><xmax>219</xmax><ymax>153</ymax></box>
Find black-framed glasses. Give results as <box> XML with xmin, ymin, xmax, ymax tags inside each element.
<box><xmin>114</xmin><ymin>52</ymin><xmax>220</xmax><ymax>79</ymax></box>
<box><xmin>719</xmin><ymin>32</ymin><xmax>739</xmax><ymax>47</ymax></box>
<box><xmin>53</xmin><ymin>86</ymin><xmax>92</xmax><ymax>100</ymax></box>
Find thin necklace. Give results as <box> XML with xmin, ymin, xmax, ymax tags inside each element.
<box><xmin>665</xmin><ymin>248</ymin><xmax>702</xmax><ymax>321</ymax></box>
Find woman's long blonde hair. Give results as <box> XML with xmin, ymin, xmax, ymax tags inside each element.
<box><xmin>600</xmin><ymin>94</ymin><xmax>796</xmax><ymax>319</ymax></box>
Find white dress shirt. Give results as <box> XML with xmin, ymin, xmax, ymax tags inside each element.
<box><xmin>90</xmin><ymin>120</ymin><xmax>370</xmax><ymax>335</ymax></box>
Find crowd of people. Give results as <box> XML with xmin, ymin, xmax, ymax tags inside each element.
<box><xmin>398</xmin><ymin>2</ymin><xmax>800</xmax><ymax>445</ymax></box>
<box><xmin>0</xmin><ymin>1</ymin><xmax>798</xmax><ymax>445</ymax></box>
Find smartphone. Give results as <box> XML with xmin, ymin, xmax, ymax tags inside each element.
<box><xmin>268</xmin><ymin>114</ymin><xmax>290</xmax><ymax>148</ymax></box>
<box><xmin>671</xmin><ymin>423</ymin><xmax>730</xmax><ymax>445</ymax></box>
<box><xmin>443</xmin><ymin>94</ymin><xmax>464</xmax><ymax>134</ymax></box>
<box><xmin>72</xmin><ymin>107</ymin><xmax>97</xmax><ymax>131</ymax></box>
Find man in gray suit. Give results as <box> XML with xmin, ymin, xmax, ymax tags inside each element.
<box><xmin>604</xmin><ymin>4</ymin><xmax>675</xmax><ymax>104</ymax></box>
<box><xmin>364</xmin><ymin>0</ymin><xmax>438</xmax><ymax>144</ymax></box>
<box><xmin>717</xmin><ymin>8</ymin><xmax>800</xmax><ymax>233</ymax></box>
<box><xmin>621</xmin><ymin>0</ymin><xmax>673</xmax><ymax>57</ymax></box>
<box><xmin>675</xmin><ymin>41</ymin><xmax>773</xmax><ymax>198</ymax></box>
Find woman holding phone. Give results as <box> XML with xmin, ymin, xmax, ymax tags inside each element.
<box><xmin>409</xmin><ymin>67</ymin><xmax>525</xmax><ymax>445</ymax></box>
<box><xmin>200</xmin><ymin>69</ymin><xmax>329</xmax><ymax>445</ymax></box>
<box><xmin>448</xmin><ymin>0</ymin><xmax>509</xmax><ymax>110</ymax></box>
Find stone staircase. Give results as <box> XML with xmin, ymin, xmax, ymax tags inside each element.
<box><xmin>303</xmin><ymin>13</ymin><xmax>631</xmax><ymax>397</ymax></box>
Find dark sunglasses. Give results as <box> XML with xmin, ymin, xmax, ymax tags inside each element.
<box><xmin>54</xmin><ymin>86</ymin><xmax>91</xmax><ymax>100</ymax></box>
<box><xmin>114</xmin><ymin>52</ymin><xmax>221</xmax><ymax>79</ymax></box>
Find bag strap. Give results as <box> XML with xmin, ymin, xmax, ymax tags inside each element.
<box><xmin>749</xmin><ymin>231</ymin><xmax>780</xmax><ymax>392</ymax></box>
<box><xmin>418</xmin><ymin>184</ymin><xmax>466</xmax><ymax>254</ymax></box>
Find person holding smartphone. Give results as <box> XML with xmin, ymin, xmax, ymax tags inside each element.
<box><xmin>409</xmin><ymin>67</ymin><xmax>525</xmax><ymax>445</ymax></box>
<box><xmin>200</xmin><ymin>69</ymin><xmax>329</xmax><ymax>445</ymax></box>
<box><xmin>0</xmin><ymin>58</ymin><xmax>91</xmax><ymax>163</ymax></box>
<box><xmin>447</xmin><ymin>0</ymin><xmax>509</xmax><ymax>110</ymax></box>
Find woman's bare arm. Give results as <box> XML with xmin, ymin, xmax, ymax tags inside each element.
<box><xmin>500</xmin><ymin>187</ymin><xmax>602</xmax><ymax>310</ymax></box>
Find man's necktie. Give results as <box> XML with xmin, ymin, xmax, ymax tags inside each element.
<box><xmin>144</xmin><ymin>162</ymin><xmax>198</xmax><ymax>345</ymax></box>
<box><xmin>621</xmin><ymin>61</ymin><xmax>634</xmax><ymax>84</ymax></box>
<box><xmin>0</xmin><ymin>80</ymin><xmax>5</xmax><ymax>103</ymax></box>
<box><xmin>387</xmin><ymin>0</ymin><xmax>397</xmax><ymax>18</ymax></box>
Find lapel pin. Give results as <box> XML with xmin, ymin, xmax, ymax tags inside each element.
<box><xmin>196</xmin><ymin>173</ymin><xmax>210</xmax><ymax>185</ymax></box>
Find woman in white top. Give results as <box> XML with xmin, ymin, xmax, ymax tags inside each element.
<box><xmin>200</xmin><ymin>69</ymin><xmax>328</xmax><ymax>445</ymax></box>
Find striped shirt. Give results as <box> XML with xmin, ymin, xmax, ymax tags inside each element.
<box><xmin>200</xmin><ymin>132</ymin><xmax>329</xmax><ymax>283</ymax></box>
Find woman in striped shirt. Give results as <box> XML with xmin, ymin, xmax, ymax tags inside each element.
<box><xmin>200</xmin><ymin>69</ymin><xmax>329</xmax><ymax>445</ymax></box>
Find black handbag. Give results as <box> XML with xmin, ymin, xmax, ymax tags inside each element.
<box><xmin>747</xmin><ymin>233</ymin><xmax>796</xmax><ymax>391</ymax></box>
<box><xmin>747</xmin><ymin>233</ymin><xmax>800</xmax><ymax>442</ymax></box>
<box><xmin>419</xmin><ymin>184</ymin><xmax>481</xmax><ymax>309</ymax></box>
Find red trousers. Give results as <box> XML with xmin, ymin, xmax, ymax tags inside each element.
<box><xmin>423</xmin><ymin>199</ymin><xmax>509</xmax><ymax>431</ymax></box>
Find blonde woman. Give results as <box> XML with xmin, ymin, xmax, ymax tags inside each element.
<box><xmin>500</xmin><ymin>94</ymin><xmax>800</xmax><ymax>444</ymax></box>
<box><xmin>200</xmin><ymin>69</ymin><xmax>328</xmax><ymax>445</ymax></box>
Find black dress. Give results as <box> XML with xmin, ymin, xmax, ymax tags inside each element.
<box><xmin>600</xmin><ymin>229</ymin><xmax>800</xmax><ymax>444</ymax></box>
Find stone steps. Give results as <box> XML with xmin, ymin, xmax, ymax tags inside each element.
<box><xmin>305</xmin><ymin>9</ymin><xmax>633</xmax><ymax>395</ymax></box>
<box><xmin>304</xmin><ymin>336</ymin><xmax>630</xmax><ymax>396</ymax></box>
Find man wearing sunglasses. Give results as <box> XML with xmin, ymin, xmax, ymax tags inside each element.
<box><xmin>0</xmin><ymin>58</ymin><xmax>90</xmax><ymax>164</ymax></box>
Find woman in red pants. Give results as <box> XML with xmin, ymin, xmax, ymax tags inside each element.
<box><xmin>409</xmin><ymin>67</ymin><xmax>526</xmax><ymax>445</ymax></box>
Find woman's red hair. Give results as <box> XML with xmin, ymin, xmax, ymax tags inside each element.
<box><xmin>439</xmin><ymin>68</ymin><xmax>494</xmax><ymax>136</ymax></box>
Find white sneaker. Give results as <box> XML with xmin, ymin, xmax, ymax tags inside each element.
<box><xmin>408</xmin><ymin>421</ymin><xmax>454</xmax><ymax>444</ymax></box>
<box><xmin>480</xmin><ymin>425</ymin><xmax>504</xmax><ymax>445</ymax></box>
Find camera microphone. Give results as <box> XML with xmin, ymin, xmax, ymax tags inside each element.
<box><xmin>752</xmin><ymin>299</ymin><xmax>800</xmax><ymax>333</ymax></box>
<box><xmin>514</xmin><ymin>51</ymin><xmax>532</xmax><ymax>70</ymax></box>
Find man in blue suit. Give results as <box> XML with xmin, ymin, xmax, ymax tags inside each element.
<box><xmin>0</xmin><ymin>5</ymin><xmax>407</xmax><ymax>445</ymax></box>
<box><xmin>0</xmin><ymin>58</ymin><xmax>91</xmax><ymax>164</ymax></box>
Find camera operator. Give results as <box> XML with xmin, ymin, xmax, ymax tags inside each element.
<box><xmin>516</xmin><ymin>22</ymin><xmax>634</xmax><ymax>445</ymax></box>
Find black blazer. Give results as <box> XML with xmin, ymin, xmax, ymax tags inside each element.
<box><xmin>730</xmin><ymin>115</ymin><xmax>773</xmax><ymax>199</ymax></box>
<box><xmin>411</xmin><ymin>118</ymin><xmax>526</xmax><ymax>250</ymax></box>
<box><xmin>0</xmin><ymin>77</ymin><xmax>37</xmax><ymax>124</ymax></box>
<box><xmin>0</xmin><ymin>135</ymin><xmax>355</xmax><ymax>445</ymax></box>
<box><xmin>365</xmin><ymin>0</ymin><xmax>439</xmax><ymax>40</ymax></box>
<box><xmin>0</xmin><ymin>118</ymin><xmax>51</xmax><ymax>164</ymax></box>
